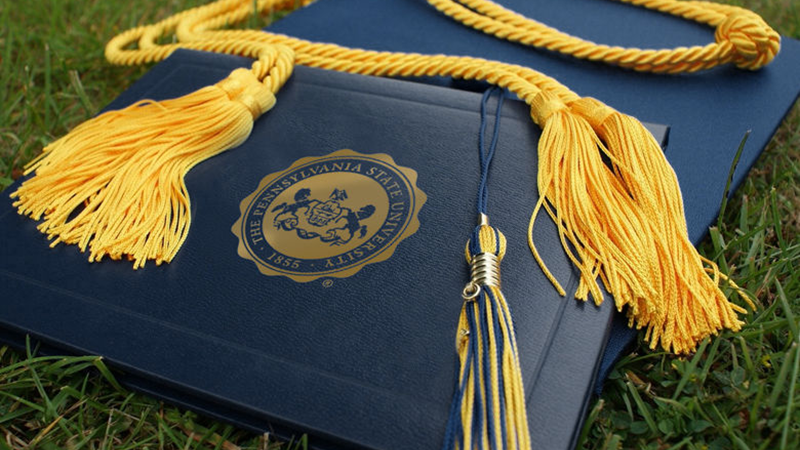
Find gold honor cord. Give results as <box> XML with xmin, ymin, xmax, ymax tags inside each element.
<box><xmin>13</xmin><ymin>0</ymin><xmax>759</xmax><ymax>365</ymax></box>
<box><xmin>428</xmin><ymin>0</ymin><xmax>781</xmax><ymax>73</ymax></box>
<box><xmin>13</xmin><ymin>0</ymin><xmax>757</xmax><ymax>355</ymax></box>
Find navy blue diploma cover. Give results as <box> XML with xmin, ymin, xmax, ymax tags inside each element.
<box><xmin>1</xmin><ymin>52</ymin><xmax>665</xmax><ymax>449</ymax></box>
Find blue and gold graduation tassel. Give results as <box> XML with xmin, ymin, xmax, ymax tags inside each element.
<box><xmin>442</xmin><ymin>88</ymin><xmax>531</xmax><ymax>450</ymax></box>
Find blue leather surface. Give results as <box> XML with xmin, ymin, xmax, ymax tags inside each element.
<box><xmin>0</xmin><ymin>52</ymin><xmax>661</xmax><ymax>449</ymax></box>
<box><xmin>266</xmin><ymin>0</ymin><xmax>800</xmax><ymax>397</ymax></box>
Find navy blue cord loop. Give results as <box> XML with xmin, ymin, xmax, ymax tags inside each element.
<box><xmin>470</xmin><ymin>87</ymin><xmax>506</xmax><ymax>256</ymax></box>
<box><xmin>477</xmin><ymin>87</ymin><xmax>506</xmax><ymax>216</ymax></box>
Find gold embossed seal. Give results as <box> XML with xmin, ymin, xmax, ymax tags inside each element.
<box><xmin>232</xmin><ymin>149</ymin><xmax>426</xmax><ymax>282</ymax></box>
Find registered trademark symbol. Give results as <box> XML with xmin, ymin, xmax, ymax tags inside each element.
<box><xmin>322</xmin><ymin>279</ymin><xmax>334</xmax><ymax>288</ymax></box>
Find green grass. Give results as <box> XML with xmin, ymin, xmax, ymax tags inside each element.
<box><xmin>1</xmin><ymin>0</ymin><xmax>798</xmax><ymax>449</ymax></box>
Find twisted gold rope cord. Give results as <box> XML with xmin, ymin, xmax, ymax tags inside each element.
<box><xmin>427</xmin><ymin>0</ymin><xmax>780</xmax><ymax>73</ymax></box>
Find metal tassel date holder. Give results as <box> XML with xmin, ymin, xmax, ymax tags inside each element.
<box><xmin>462</xmin><ymin>213</ymin><xmax>502</xmax><ymax>301</ymax></box>
<box><xmin>443</xmin><ymin>88</ymin><xmax>532</xmax><ymax>450</ymax></box>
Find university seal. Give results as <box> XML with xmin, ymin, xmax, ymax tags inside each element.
<box><xmin>232</xmin><ymin>149</ymin><xmax>426</xmax><ymax>282</ymax></box>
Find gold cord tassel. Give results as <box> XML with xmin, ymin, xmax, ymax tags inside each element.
<box><xmin>527</xmin><ymin>94</ymin><xmax>755</xmax><ymax>353</ymax></box>
<box><xmin>568</xmin><ymin>98</ymin><xmax>755</xmax><ymax>352</ymax></box>
<box><xmin>11</xmin><ymin>49</ymin><xmax>293</xmax><ymax>268</ymax></box>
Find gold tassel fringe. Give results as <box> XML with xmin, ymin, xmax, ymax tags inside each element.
<box><xmin>11</xmin><ymin>66</ymin><xmax>283</xmax><ymax>268</ymax></box>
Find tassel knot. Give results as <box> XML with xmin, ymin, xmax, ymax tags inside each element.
<box><xmin>568</xmin><ymin>97</ymin><xmax>614</xmax><ymax>130</ymax></box>
<box><xmin>715</xmin><ymin>11</ymin><xmax>780</xmax><ymax>70</ymax></box>
<box><xmin>528</xmin><ymin>91</ymin><xmax>568</xmax><ymax>126</ymax></box>
<box><xmin>467</xmin><ymin>223</ymin><xmax>507</xmax><ymax>262</ymax></box>
<box><xmin>217</xmin><ymin>68</ymin><xmax>276</xmax><ymax>118</ymax></box>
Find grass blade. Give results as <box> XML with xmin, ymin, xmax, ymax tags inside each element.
<box><xmin>717</xmin><ymin>131</ymin><xmax>751</xmax><ymax>230</ymax></box>
<box><xmin>672</xmin><ymin>339</ymin><xmax>709</xmax><ymax>400</ymax></box>
<box><xmin>780</xmin><ymin>343</ymin><xmax>799</xmax><ymax>450</ymax></box>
